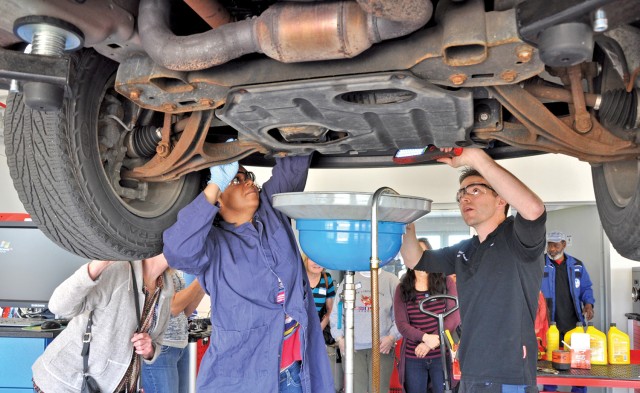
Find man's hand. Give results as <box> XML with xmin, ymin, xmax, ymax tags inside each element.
<box><xmin>583</xmin><ymin>304</ymin><xmax>594</xmax><ymax>321</ymax></box>
<box><xmin>380</xmin><ymin>335</ymin><xmax>396</xmax><ymax>354</ymax></box>
<box><xmin>132</xmin><ymin>332</ymin><xmax>155</xmax><ymax>360</ymax></box>
<box><xmin>436</xmin><ymin>147</ymin><xmax>472</xmax><ymax>168</ymax></box>
<box><xmin>414</xmin><ymin>342</ymin><xmax>431</xmax><ymax>358</ymax></box>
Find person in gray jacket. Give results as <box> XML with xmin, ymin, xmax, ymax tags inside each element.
<box><xmin>330</xmin><ymin>269</ymin><xmax>401</xmax><ymax>393</ymax></box>
<box><xmin>32</xmin><ymin>254</ymin><xmax>174</xmax><ymax>393</ymax></box>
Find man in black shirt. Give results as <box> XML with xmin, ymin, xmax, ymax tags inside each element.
<box><xmin>401</xmin><ymin>148</ymin><xmax>546</xmax><ymax>393</ymax></box>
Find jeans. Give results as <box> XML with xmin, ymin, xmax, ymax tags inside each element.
<box><xmin>502</xmin><ymin>385</ymin><xmax>528</xmax><ymax>393</ymax></box>
<box><xmin>279</xmin><ymin>361</ymin><xmax>303</xmax><ymax>393</ymax></box>
<box><xmin>460</xmin><ymin>381</ymin><xmax>537</xmax><ymax>393</ymax></box>
<box><xmin>141</xmin><ymin>345</ymin><xmax>189</xmax><ymax>393</ymax></box>
<box><xmin>404</xmin><ymin>356</ymin><xmax>446</xmax><ymax>393</ymax></box>
<box><xmin>542</xmin><ymin>385</ymin><xmax>586</xmax><ymax>393</ymax></box>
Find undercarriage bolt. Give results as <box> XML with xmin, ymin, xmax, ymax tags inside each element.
<box><xmin>501</xmin><ymin>70</ymin><xmax>518</xmax><ymax>82</ymax></box>
<box><xmin>163</xmin><ymin>103</ymin><xmax>177</xmax><ymax>112</ymax></box>
<box><xmin>479</xmin><ymin>112</ymin><xmax>490</xmax><ymax>122</ymax></box>
<box><xmin>516</xmin><ymin>46</ymin><xmax>533</xmax><ymax>63</ymax></box>
<box><xmin>449</xmin><ymin>73</ymin><xmax>467</xmax><ymax>85</ymax></box>
<box><xmin>32</xmin><ymin>29</ymin><xmax>67</xmax><ymax>56</ymax></box>
<box><xmin>129</xmin><ymin>89</ymin><xmax>141</xmax><ymax>100</ymax></box>
<box><xmin>199</xmin><ymin>98</ymin><xmax>214</xmax><ymax>107</ymax></box>
<box><xmin>156</xmin><ymin>142</ymin><xmax>170</xmax><ymax>158</ymax></box>
<box><xmin>593</xmin><ymin>9</ymin><xmax>608</xmax><ymax>33</ymax></box>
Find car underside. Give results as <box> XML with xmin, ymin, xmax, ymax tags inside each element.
<box><xmin>0</xmin><ymin>0</ymin><xmax>639</xmax><ymax>261</ymax></box>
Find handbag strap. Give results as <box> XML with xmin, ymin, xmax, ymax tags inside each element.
<box><xmin>81</xmin><ymin>310</ymin><xmax>94</xmax><ymax>376</ymax></box>
<box><xmin>129</xmin><ymin>261</ymin><xmax>141</xmax><ymax>332</ymax></box>
<box><xmin>128</xmin><ymin>261</ymin><xmax>144</xmax><ymax>393</ymax></box>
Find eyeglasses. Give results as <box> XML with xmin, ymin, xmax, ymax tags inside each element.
<box><xmin>230</xmin><ymin>170</ymin><xmax>256</xmax><ymax>186</ymax></box>
<box><xmin>455</xmin><ymin>183</ymin><xmax>496</xmax><ymax>203</ymax></box>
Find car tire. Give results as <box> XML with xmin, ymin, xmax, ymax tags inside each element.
<box><xmin>592</xmin><ymin>161</ymin><xmax>640</xmax><ymax>261</ymax></box>
<box><xmin>590</xmin><ymin>33</ymin><xmax>640</xmax><ymax>261</ymax></box>
<box><xmin>3</xmin><ymin>49</ymin><xmax>201</xmax><ymax>260</ymax></box>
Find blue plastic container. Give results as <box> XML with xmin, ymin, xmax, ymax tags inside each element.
<box><xmin>296</xmin><ymin>219</ymin><xmax>405</xmax><ymax>271</ymax></box>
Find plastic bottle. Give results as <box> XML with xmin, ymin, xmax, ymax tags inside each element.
<box><xmin>563</xmin><ymin>322</ymin><xmax>585</xmax><ymax>348</ymax></box>
<box><xmin>586</xmin><ymin>322</ymin><xmax>607</xmax><ymax>365</ymax></box>
<box><xmin>546</xmin><ymin>322</ymin><xmax>560</xmax><ymax>361</ymax></box>
<box><xmin>607</xmin><ymin>323</ymin><xmax>630</xmax><ymax>364</ymax></box>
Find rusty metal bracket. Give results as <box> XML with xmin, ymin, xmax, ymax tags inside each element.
<box><xmin>567</xmin><ymin>65</ymin><xmax>593</xmax><ymax>133</ymax></box>
<box><xmin>476</xmin><ymin>85</ymin><xmax>640</xmax><ymax>163</ymax></box>
<box><xmin>124</xmin><ymin>110</ymin><xmax>266</xmax><ymax>182</ymax></box>
<box><xmin>156</xmin><ymin>112</ymin><xmax>173</xmax><ymax>158</ymax></box>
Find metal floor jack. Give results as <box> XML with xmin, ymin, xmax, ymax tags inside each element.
<box><xmin>419</xmin><ymin>294</ymin><xmax>459</xmax><ymax>393</ymax></box>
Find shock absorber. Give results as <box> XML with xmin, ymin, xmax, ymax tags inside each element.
<box><xmin>125</xmin><ymin>126</ymin><xmax>163</xmax><ymax>158</ymax></box>
<box><xmin>598</xmin><ymin>88</ymin><xmax>639</xmax><ymax>129</ymax></box>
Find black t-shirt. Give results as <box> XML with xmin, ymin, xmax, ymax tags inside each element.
<box><xmin>416</xmin><ymin>211</ymin><xmax>546</xmax><ymax>388</ymax></box>
<box><xmin>553</xmin><ymin>258</ymin><xmax>579</xmax><ymax>336</ymax></box>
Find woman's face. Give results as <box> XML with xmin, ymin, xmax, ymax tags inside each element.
<box><xmin>306</xmin><ymin>259</ymin><xmax>324</xmax><ymax>274</ymax></box>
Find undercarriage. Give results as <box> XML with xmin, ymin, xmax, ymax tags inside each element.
<box><xmin>1</xmin><ymin>0</ymin><xmax>640</xmax><ymax>260</ymax></box>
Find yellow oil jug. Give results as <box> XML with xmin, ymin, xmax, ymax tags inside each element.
<box><xmin>586</xmin><ymin>322</ymin><xmax>607</xmax><ymax>365</ymax></box>
<box><xmin>563</xmin><ymin>322</ymin><xmax>585</xmax><ymax>348</ymax></box>
<box><xmin>546</xmin><ymin>322</ymin><xmax>560</xmax><ymax>361</ymax></box>
<box><xmin>607</xmin><ymin>323</ymin><xmax>630</xmax><ymax>364</ymax></box>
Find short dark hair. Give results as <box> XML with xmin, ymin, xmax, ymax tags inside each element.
<box><xmin>459</xmin><ymin>167</ymin><xmax>510</xmax><ymax>216</ymax></box>
<box><xmin>459</xmin><ymin>167</ymin><xmax>481</xmax><ymax>184</ymax></box>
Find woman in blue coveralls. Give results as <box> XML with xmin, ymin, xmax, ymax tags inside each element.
<box><xmin>163</xmin><ymin>152</ymin><xmax>333</xmax><ymax>393</ymax></box>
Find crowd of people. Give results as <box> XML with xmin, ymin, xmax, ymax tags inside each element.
<box><xmin>32</xmin><ymin>147</ymin><xmax>598</xmax><ymax>393</ymax></box>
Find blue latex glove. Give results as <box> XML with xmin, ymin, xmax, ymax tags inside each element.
<box><xmin>208</xmin><ymin>161</ymin><xmax>239</xmax><ymax>193</ymax></box>
<box><xmin>207</xmin><ymin>139</ymin><xmax>239</xmax><ymax>192</ymax></box>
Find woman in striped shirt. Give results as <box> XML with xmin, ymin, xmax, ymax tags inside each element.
<box><xmin>394</xmin><ymin>240</ymin><xmax>460</xmax><ymax>393</ymax></box>
<box><xmin>303</xmin><ymin>254</ymin><xmax>336</xmax><ymax>330</ymax></box>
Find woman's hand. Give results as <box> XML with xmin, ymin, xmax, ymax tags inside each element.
<box><xmin>87</xmin><ymin>260</ymin><xmax>115</xmax><ymax>280</ymax></box>
<box><xmin>380</xmin><ymin>335</ymin><xmax>396</xmax><ymax>354</ymax></box>
<box><xmin>422</xmin><ymin>333</ymin><xmax>440</xmax><ymax>350</ymax></box>
<box><xmin>414</xmin><ymin>342</ymin><xmax>431</xmax><ymax>358</ymax></box>
<box><xmin>337</xmin><ymin>337</ymin><xmax>345</xmax><ymax>353</ymax></box>
<box><xmin>131</xmin><ymin>332</ymin><xmax>155</xmax><ymax>360</ymax></box>
<box><xmin>320</xmin><ymin>314</ymin><xmax>330</xmax><ymax>330</ymax></box>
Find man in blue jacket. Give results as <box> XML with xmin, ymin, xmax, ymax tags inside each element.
<box><xmin>163</xmin><ymin>154</ymin><xmax>333</xmax><ymax>393</ymax></box>
<box><xmin>541</xmin><ymin>230</ymin><xmax>595</xmax><ymax>393</ymax></box>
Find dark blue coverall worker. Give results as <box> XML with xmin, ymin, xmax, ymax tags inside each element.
<box><xmin>164</xmin><ymin>154</ymin><xmax>333</xmax><ymax>393</ymax></box>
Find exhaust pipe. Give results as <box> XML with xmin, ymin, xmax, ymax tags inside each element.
<box><xmin>183</xmin><ymin>0</ymin><xmax>232</xmax><ymax>29</ymax></box>
<box><xmin>139</xmin><ymin>0</ymin><xmax>433</xmax><ymax>71</ymax></box>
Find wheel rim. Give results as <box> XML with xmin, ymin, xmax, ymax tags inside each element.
<box><xmin>97</xmin><ymin>79</ymin><xmax>188</xmax><ymax>219</ymax></box>
<box><xmin>602</xmin><ymin>160</ymin><xmax>640</xmax><ymax>208</ymax></box>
